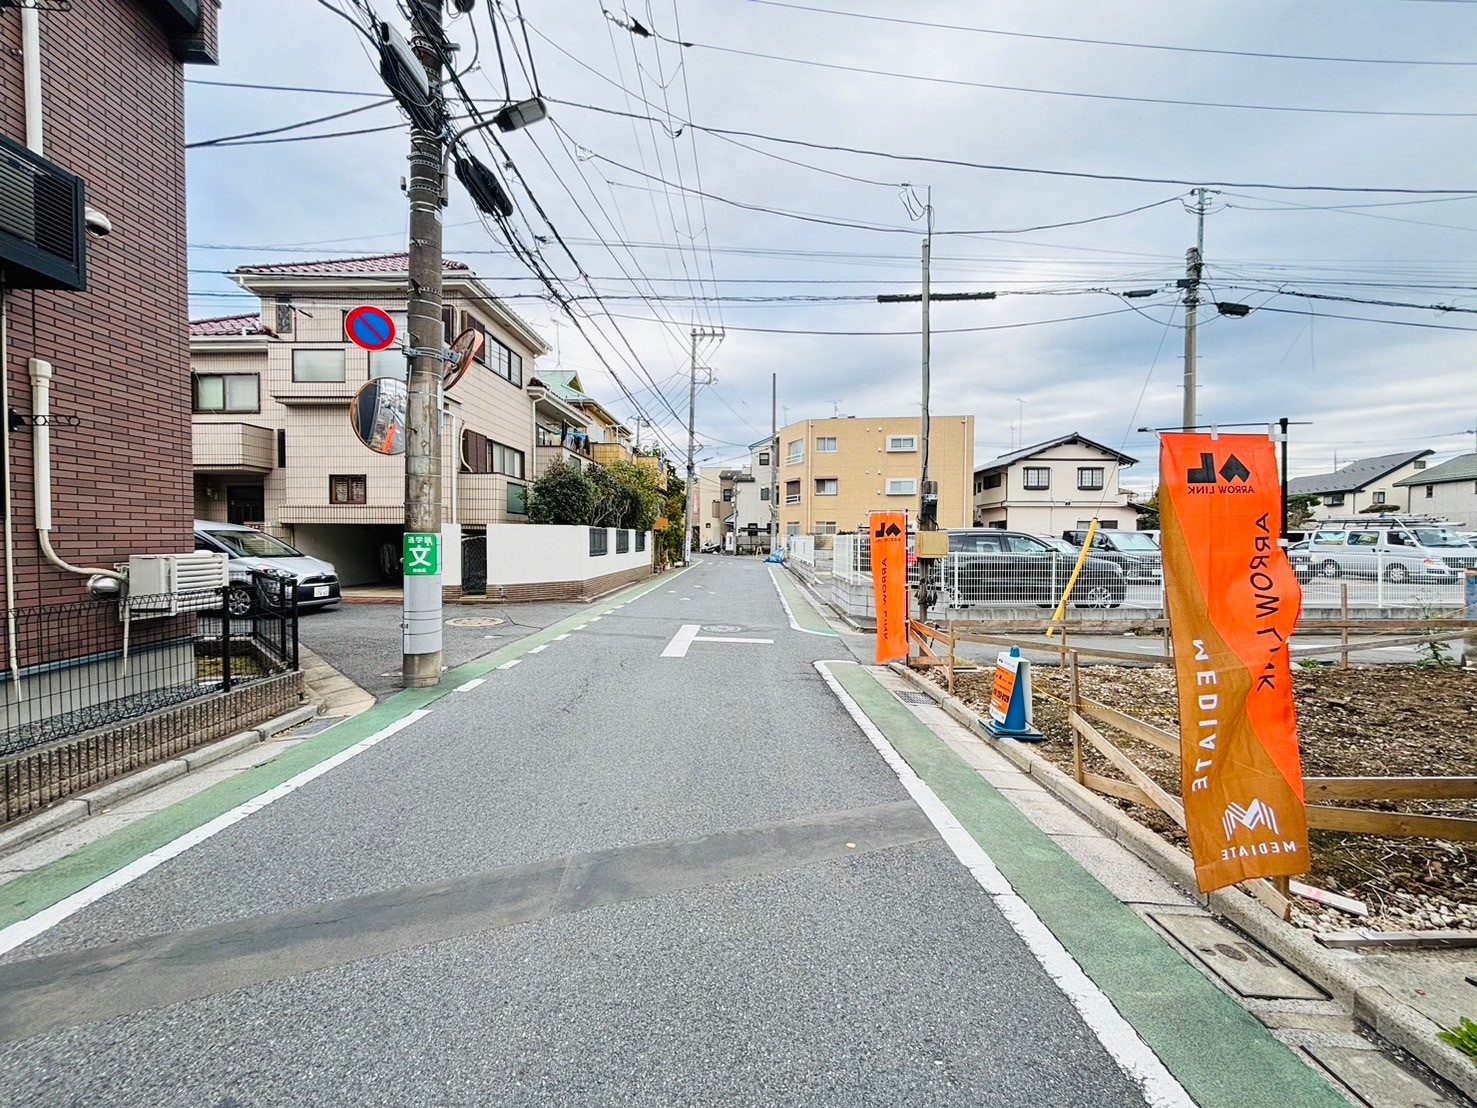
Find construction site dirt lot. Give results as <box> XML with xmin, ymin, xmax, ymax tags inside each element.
<box><xmin>944</xmin><ymin>663</ymin><xmax>1477</xmax><ymax>932</ymax></box>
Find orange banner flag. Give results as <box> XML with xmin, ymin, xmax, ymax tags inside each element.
<box><xmin>870</xmin><ymin>512</ymin><xmax>909</xmax><ymax>665</ymax></box>
<box><xmin>1160</xmin><ymin>434</ymin><xmax>1308</xmax><ymax>893</ymax></box>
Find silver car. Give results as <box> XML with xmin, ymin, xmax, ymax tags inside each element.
<box><xmin>1306</xmin><ymin>527</ymin><xmax>1459</xmax><ymax>584</ymax></box>
<box><xmin>194</xmin><ymin>520</ymin><xmax>341</xmax><ymax>615</ymax></box>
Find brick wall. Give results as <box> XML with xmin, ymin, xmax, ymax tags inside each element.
<box><xmin>0</xmin><ymin>4</ymin><xmax>216</xmax><ymax>622</ymax></box>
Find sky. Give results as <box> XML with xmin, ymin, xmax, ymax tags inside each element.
<box><xmin>184</xmin><ymin>0</ymin><xmax>1477</xmax><ymax>494</ymax></box>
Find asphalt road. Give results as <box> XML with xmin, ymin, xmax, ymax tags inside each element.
<box><xmin>0</xmin><ymin>559</ymin><xmax>1189</xmax><ymax>1106</ymax></box>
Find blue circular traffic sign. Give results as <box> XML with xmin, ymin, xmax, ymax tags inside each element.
<box><xmin>345</xmin><ymin>305</ymin><xmax>397</xmax><ymax>351</ymax></box>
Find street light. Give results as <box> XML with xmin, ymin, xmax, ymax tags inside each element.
<box><xmin>492</xmin><ymin>96</ymin><xmax>548</xmax><ymax>133</ymax></box>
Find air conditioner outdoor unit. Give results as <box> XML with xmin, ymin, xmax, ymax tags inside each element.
<box><xmin>0</xmin><ymin>133</ymin><xmax>87</xmax><ymax>291</ymax></box>
<box><xmin>123</xmin><ymin>552</ymin><xmax>229</xmax><ymax>619</ymax></box>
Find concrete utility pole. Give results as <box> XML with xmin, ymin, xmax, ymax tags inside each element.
<box><xmin>401</xmin><ymin>2</ymin><xmax>445</xmax><ymax>688</ymax></box>
<box><xmin>685</xmin><ymin>326</ymin><xmax>723</xmax><ymax>562</ymax></box>
<box><xmin>1181</xmin><ymin>188</ymin><xmax>1208</xmax><ymax>433</ymax></box>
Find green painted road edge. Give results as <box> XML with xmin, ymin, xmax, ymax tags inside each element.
<box><xmin>770</xmin><ymin>565</ymin><xmax>839</xmax><ymax>635</ymax></box>
<box><xmin>0</xmin><ymin>565</ymin><xmax>692</xmax><ymax>932</ymax></box>
<box><xmin>828</xmin><ymin>663</ymin><xmax>1346</xmax><ymax>1108</ymax></box>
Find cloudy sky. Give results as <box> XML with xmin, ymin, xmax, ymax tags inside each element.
<box><xmin>185</xmin><ymin>0</ymin><xmax>1477</xmax><ymax>492</ymax></box>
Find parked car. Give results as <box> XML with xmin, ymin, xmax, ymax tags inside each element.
<box><xmin>945</xmin><ymin>529</ymin><xmax>1126</xmax><ymax>608</ymax></box>
<box><xmin>1304</xmin><ymin>527</ymin><xmax>1459</xmax><ymax>584</ymax></box>
<box><xmin>194</xmin><ymin>520</ymin><xmax>341</xmax><ymax>616</ymax></box>
<box><xmin>1286</xmin><ymin>540</ymin><xmax>1315</xmax><ymax>583</ymax></box>
<box><xmin>1061</xmin><ymin>528</ymin><xmax>1163</xmax><ymax>582</ymax></box>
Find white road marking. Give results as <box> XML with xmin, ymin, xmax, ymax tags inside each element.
<box><xmin>588</xmin><ymin>616</ymin><xmax>602</xmax><ymax>623</ymax></box>
<box><xmin>814</xmin><ymin>661</ymin><xmax>1193</xmax><ymax>1108</ymax></box>
<box><xmin>497</xmin><ymin>659</ymin><xmax>522</xmax><ymax>670</ymax></box>
<box><xmin>662</xmin><ymin>624</ymin><xmax>774</xmax><ymax>658</ymax></box>
<box><xmin>0</xmin><ymin>710</ymin><xmax>433</xmax><ymax>957</ymax></box>
<box><xmin>528</xmin><ymin>645</ymin><xmax>548</xmax><ymax>654</ymax></box>
<box><xmin>661</xmin><ymin>624</ymin><xmax>702</xmax><ymax>658</ymax></box>
<box><xmin>454</xmin><ymin>677</ymin><xmax>486</xmax><ymax>692</ymax></box>
<box><xmin>767</xmin><ymin>567</ymin><xmax>837</xmax><ymax>637</ymax></box>
<box><xmin>554</xmin><ymin>633</ymin><xmax>570</xmax><ymax>640</ymax></box>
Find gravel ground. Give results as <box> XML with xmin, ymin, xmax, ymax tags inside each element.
<box><xmin>941</xmin><ymin>662</ymin><xmax>1477</xmax><ymax>933</ymax></box>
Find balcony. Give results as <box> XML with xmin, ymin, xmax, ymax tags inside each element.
<box><xmin>591</xmin><ymin>441</ymin><xmax>633</xmax><ymax>466</ymax></box>
<box><xmin>634</xmin><ymin>453</ymin><xmax>668</xmax><ymax>491</ymax></box>
<box><xmin>193</xmin><ymin>422</ymin><xmax>275</xmax><ymax>474</ymax></box>
<box><xmin>535</xmin><ymin>426</ymin><xmax>593</xmax><ymax>475</ymax></box>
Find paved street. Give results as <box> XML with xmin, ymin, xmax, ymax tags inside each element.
<box><xmin>0</xmin><ymin>560</ymin><xmax>1349</xmax><ymax>1106</ymax></box>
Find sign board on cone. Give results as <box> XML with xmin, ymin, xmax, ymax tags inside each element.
<box><xmin>870</xmin><ymin>512</ymin><xmax>908</xmax><ymax>664</ymax></box>
<box><xmin>1160</xmin><ymin>433</ymin><xmax>1308</xmax><ymax>893</ymax></box>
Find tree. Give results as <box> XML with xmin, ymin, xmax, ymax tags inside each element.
<box><xmin>656</xmin><ymin>475</ymin><xmax>686</xmax><ymax>567</ymax></box>
<box><xmin>527</xmin><ymin>459</ymin><xmax>596</xmax><ymax>525</ymax></box>
<box><xmin>1134</xmin><ymin>489</ymin><xmax>1159</xmax><ymax>530</ymax></box>
<box><xmin>1287</xmin><ymin>493</ymin><xmax>1321</xmax><ymax>528</ymax></box>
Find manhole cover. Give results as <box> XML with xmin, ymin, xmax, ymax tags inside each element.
<box><xmin>893</xmin><ymin>691</ymin><xmax>932</xmax><ymax>705</ymax></box>
<box><xmin>702</xmin><ymin>624</ymin><xmax>745</xmax><ymax>633</ymax></box>
<box><xmin>447</xmin><ymin>617</ymin><xmax>505</xmax><ymax>628</ymax></box>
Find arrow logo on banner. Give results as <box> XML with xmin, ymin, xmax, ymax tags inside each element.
<box><xmin>1219</xmin><ymin>455</ymin><xmax>1251</xmax><ymax>483</ymax></box>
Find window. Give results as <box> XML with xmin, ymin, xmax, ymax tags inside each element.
<box><xmin>616</xmin><ymin>530</ymin><xmax>630</xmax><ymax>554</ymax></box>
<box><xmin>722</xmin><ymin>488</ymin><xmax>734</xmax><ymax>502</ymax></box>
<box><xmin>636</xmin><ymin>531</ymin><xmax>647</xmax><ymax>552</ymax></box>
<box><xmin>277</xmin><ymin>429</ymin><xmax>287</xmax><ymax>468</ymax></box>
<box><xmin>192</xmin><ymin>374</ymin><xmax>259</xmax><ymax>413</ymax></box>
<box><xmin>1426</xmin><ymin>484</ymin><xmax>1435</xmax><ymax>499</ymax></box>
<box><xmin>815</xmin><ymin>522</ymin><xmax>837</xmax><ymax>535</ymax></box>
<box><xmin>275</xmin><ymin>299</ymin><xmax>293</xmax><ymax>335</ymax></box>
<box><xmin>329</xmin><ymin>475</ymin><xmax>366</xmax><ymax>504</ymax></box>
<box><xmin>785</xmin><ymin>439</ymin><xmax>804</xmax><ymax>464</ymax></box>
<box><xmin>815</xmin><ymin>436</ymin><xmax>838</xmax><ymax>453</ymax></box>
<box><xmin>1349</xmin><ymin>531</ymin><xmax>1379</xmax><ymax>546</ymax></box>
<box><xmin>758</xmin><ymin>451</ymin><xmax>770</xmax><ymax>467</ymax></box>
<box><xmin>1323</xmin><ymin>493</ymin><xmax>1345</xmax><ymax>507</ymax></box>
<box><xmin>293</xmin><ymin>349</ymin><xmax>346</xmax><ymax>383</ymax></box>
<box><xmin>815</xmin><ymin>478</ymin><xmax>838</xmax><ymax>496</ymax></box>
<box><xmin>507</xmin><ymin>483</ymin><xmax>527</xmax><ymax>515</ymax></box>
<box><xmin>786</xmin><ymin>522</ymin><xmax>800</xmax><ymax>538</ymax></box>
<box><xmin>1414</xmin><ymin>459</ymin><xmax>1427</xmax><ymax>470</ymax></box>
<box><xmin>1372</xmin><ymin>491</ymin><xmax>1386</xmax><ymax>505</ymax></box>
<box><xmin>1005</xmin><ymin>534</ymin><xmax>1048</xmax><ymax>554</ymax></box>
<box><xmin>481</xmin><ymin>332</ymin><xmax>524</xmax><ymax>387</ymax></box>
<box><xmin>760</xmin><ymin>487</ymin><xmax>770</xmax><ymax>501</ymax></box>
<box><xmin>492</xmin><ymin>442</ymin><xmax>525</xmax><ymax>479</ymax></box>
<box><xmin>886</xmin><ymin>435</ymin><xmax>917</xmax><ymax>452</ymax></box>
<box><xmin>1313</xmin><ymin>531</ymin><xmax>1348</xmax><ymax>546</ymax></box>
<box><xmin>982</xmin><ymin>473</ymin><xmax>1002</xmax><ymax>490</ymax></box>
<box><xmin>1076</xmin><ymin>519</ymin><xmax>1096</xmax><ymax>529</ymax></box>
<box><xmin>1022</xmin><ymin>467</ymin><xmax>1050</xmax><ymax>490</ymax></box>
<box><xmin>1077</xmin><ymin>467</ymin><xmax>1105</xmax><ymax>491</ymax></box>
<box><xmin>886</xmin><ymin>479</ymin><xmax>916</xmax><ymax>496</ymax></box>
<box><xmin>589</xmin><ymin>528</ymin><xmax>608</xmax><ymax>556</ymax></box>
<box><xmin>368</xmin><ymin>349</ymin><xmax>406</xmax><ymax>380</ymax></box>
<box><xmin>784</xmin><ymin>480</ymin><xmax>801</xmax><ymax>504</ymax></box>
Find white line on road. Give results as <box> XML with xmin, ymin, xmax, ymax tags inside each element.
<box><xmin>814</xmin><ymin>661</ymin><xmax>1193</xmax><ymax>1108</ymax></box>
<box><xmin>661</xmin><ymin>624</ymin><xmax>702</xmax><ymax>658</ymax></box>
<box><xmin>767</xmin><ymin>567</ymin><xmax>838</xmax><ymax>637</ymax></box>
<box><xmin>693</xmin><ymin>635</ymin><xmax>773</xmax><ymax>645</ymax></box>
<box><xmin>0</xmin><ymin>710</ymin><xmax>434</xmax><ymax>958</ymax></box>
<box><xmin>588</xmin><ymin>616</ymin><xmax>602</xmax><ymax>622</ymax></box>
<box><xmin>554</xmin><ymin>633</ymin><xmax>570</xmax><ymax>640</ymax></box>
<box><xmin>528</xmin><ymin>645</ymin><xmax>548</xmax><ymax>654</ymax></box>
<box><xmin>454</xmin><ymin>678</ymin><xmax>487</xmax><ymax>692</ymax></box>
<box><xmin>497</xmin><ymin>659</ymin><xmax>522</xmax><ymax>670</ymax></box>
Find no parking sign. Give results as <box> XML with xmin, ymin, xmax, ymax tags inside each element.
<box><xmin>344</xmin><ymin>305</ymin><xmax>398</xmax><ymax>351</ymax></box>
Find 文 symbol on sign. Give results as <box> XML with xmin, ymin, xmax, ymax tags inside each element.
<box><xmin>404</xmin><ymin>533</ymin><xmax>440</xmax><ymax>576</ymax></box>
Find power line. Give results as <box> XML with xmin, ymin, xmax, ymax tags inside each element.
<box><xmin>744</xmin><ymin>0</ymin><xmax>1477</xmax><ymax>68</ymax></box>
<box><xmin>186</xmin><ymin>97</ymin><xmax>396</xmax><ymax>148</ymax></box>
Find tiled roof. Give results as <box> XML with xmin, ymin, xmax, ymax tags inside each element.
<box><xmin>1287</xmin><ymin>450</ymin><xmax>1432</xmax><ymax>495</ymax></box>
<box><xmin>189</xmin><ymin>314</ymin><xmax>271</xmax><ymax>337</ymax></box>
<box><xmin>234</xmin><ymin>253</ymin><xmax>472</xmax><ymax>276</ymax></box>
<box><xmin>530</xmin><ymin>369</ymin><xmax>598</xmax><ymax>405</ymax></box>
<box><xmin>1393</xmin><ymin>452</ymin><xmax>1477</xmax><ymax>487</ymax></box>
<box><xmin>977</xmin><ymin>432</ymin><xmax>1137</xmax><ymax>471</ymax></box>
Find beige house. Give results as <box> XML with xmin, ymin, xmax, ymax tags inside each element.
<box><xmin>1288</xmin><ymin>449</ymin><xmax>1434</xmax><ymax>521</ymax></box>
<box><xmin>776</xmin><ymin>416</ymin><xmax>974</xmax><ymax>536</ymax></box>
<box><xmin>1394</xmin><ymin>453</ymin><xmax>1477</xmax><ymax>527</ymax></box>
<box><xmin>972</xmin><ymin>433</ymin><xmax>1137</xmax><ymax>534</ymax></box>
<box><xmin>190</xmin><ymin>253</ymin><xmax>550</xmax><ymax>584</ymax></box>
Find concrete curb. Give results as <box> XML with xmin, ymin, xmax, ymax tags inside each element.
<box><xmin>887</xmin><ymin>661</ymin><xmax>1477</xmax><ymax>1102</ymax></box>
<box><xmin>0</xmin><ymin>704</ymin><xmax>321</xmax><ymax>860</ymax></box>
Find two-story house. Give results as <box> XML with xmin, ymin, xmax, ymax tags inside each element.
<box><xmin>972</xmin><ymin>433</ymin><xmax>1137</xmax><ymax>534</ymax></box>
<box><xmin>190</xmin><ymin>253</ymin><xmax>549</xmax><ymax>585</ymax></box>
<box><xmin>1288</xmin><ymin>449</ymin><xmax>1435</xmax><ymax>521</ymax></box>
<box><xmin>1393</xmin><ymin>452</ymin><xmax>1476</xmax><ymax>527</ymax></box>
<box><xmin>777</xmin><ymin>415</ymin><xmax>974</xmax><ymax>537</ymax></box>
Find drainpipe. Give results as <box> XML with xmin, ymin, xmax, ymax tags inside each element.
<box><xmin>28</xmin><ymin>358</ymin><xmax>124</xmax><ymax>587</ymax></box>
<box><xmin>1</xmin><ymin>290</ymin><xmax>18</xmax><ymax>682</ymax></box>
<box><xmin>21</xmin><ymin>0</ymin><xmax>43</xmax><ymax>154</ymax></box>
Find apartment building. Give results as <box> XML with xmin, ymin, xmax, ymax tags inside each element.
<box><xmin>776</xmin><ymin>416</ymin><xmax>974</xmax><ymax>536</ymax></box>
<box><xmin>972</xmin><ymin>433</ymin><xmax>1138</xmax><ymax>533</ymax></box>
<box><xmin>190</xmin><ymin>254</ymin><xmax>549</xmax><ymax>584</ymax></box>
<box><xmin>0</xmin><ymin>3</ymin><xmax>217</xmax><ymax>608</ymax></box>
<box><xmin>529</xmin><ymin>369</ymin><xmax>666</xmax><ymax>490</ymax></box>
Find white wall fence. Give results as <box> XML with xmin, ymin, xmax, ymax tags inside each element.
<box><xmin>462</xmin><ymin>524</ymin><xmax>652</xmax><ymax>596</ymax></box>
